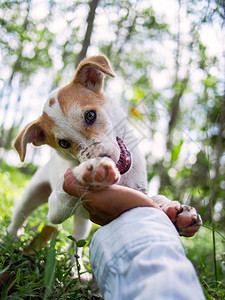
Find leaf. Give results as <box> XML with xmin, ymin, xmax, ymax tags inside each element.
<box><xmin>0</xmin><ymin>265</ymin><xmax>10</xmax><ymax>275</ymax></box>
<box><xmin>43</xmin><ymin>234</ymin><xmax>56</xmax><ymax>300</ymax></box>
<box><xmin>76</xmin><ymin>239</ymin><xmax>86</xmax><ymax>248</ymax></box>
<box><xmin>129</xmin><ymin>107</ymin><xmax>143</xmax><ymax>119</ymax></box>
<box><xmin>171</xmin><ymin>140</ymin><xmax>184</xmax><ymax>163</ymax></box>
<box><xmin>67</xmin><ymin>236</ymin><xmax>86</xmax><ymax>247</ymax></box>
<box><xmin>62</xmin><ymin>266</ymin><xmax>73</xmax><ymax>284</ymax></box>
<box><xmin>55</xmin><ymin>265</ymin><xmax>63</xmax><ymax>282</ymax></box>
<box><xmin>132</xmin><ymin>88</ymin><xmax>145</xmax><ymax>102</ymax></box>
<box><xmin>67</xmin><ymin>235</ymin><xmax>77</xmax><ymax>243</ymax></box>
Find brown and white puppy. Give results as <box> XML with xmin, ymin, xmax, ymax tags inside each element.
<box><xmin>8</xmin><ymin>56</ymin><xmax>202</xmax><ymax>247</ymax></box>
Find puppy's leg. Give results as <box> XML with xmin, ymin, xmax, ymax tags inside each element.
<box><xmin>151</xmin><ymin>195</ymin><xmax>202</xmax><ymax>237</ymax></box>
<box><xmin>7</xmin><ymin>166</ymin><xmax>51</xmax><ymax>238</ymax></box>
<box><xmin>72</xmin><ymin>215</ymin><xmax>92</xmax><ymax>242</ymax></box>
<box><xmin>71</xmin><ymin>216</ymin><xmax>92</xmax><ymax>280</ymax></box>
<box><xmin>70</xmin><ymin>157</ymin><xmax>119</xmax><ymax>280</ymax></box>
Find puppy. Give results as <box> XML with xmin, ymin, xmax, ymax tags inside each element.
<box><xmin>8</xmin><ymin>56</ymin><xmax>202</xmax><ymax>247</ymax></box>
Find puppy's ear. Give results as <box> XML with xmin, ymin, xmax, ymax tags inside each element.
<box><xmin>14</xmin><ymin>119</ymin><xmax>46</xmax><ymax>162</ymax></box>
<box><xmin>73</xmin><ymin>55</ymin><xmax>115</xmax><ymax>94</ymax></box>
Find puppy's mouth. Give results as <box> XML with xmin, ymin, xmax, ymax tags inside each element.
<box><xmin>116</xmin><ymin>137</ymin><xmax>131</xmax><ymax>175</ymax></box>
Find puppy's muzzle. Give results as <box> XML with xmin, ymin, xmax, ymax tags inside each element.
<box><xmin>97</xmin><ymin>138</ymin><xmax>131</xmax><ymax>175</ymax></box>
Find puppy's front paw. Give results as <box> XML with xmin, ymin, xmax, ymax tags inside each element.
<box><xmin>151</xmin><ymin>195</ymin><xmax>202</xmax><ymax>237</ymax></box>
<box><xmin>73</xmin><ymin>157</ymin><xmax>120</xmax><ymax>186</ymax></box>
<box><xmin>173</xmin><ymin>205</ymin><xmax>202</xmax><ymax>237</ymax></box>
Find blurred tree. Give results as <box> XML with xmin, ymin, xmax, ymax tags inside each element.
<box><xmin>0</xmin><ymin>0</ymin><xmax>54</xmax><ymax>149</ymax></box>
<box><xmin>0</xmin><ymin>0</ymin><xmax>224</xmax><ymax>229</ymax></box>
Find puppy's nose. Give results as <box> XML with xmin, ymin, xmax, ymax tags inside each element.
<box><xmin>99</xmin><ymin>153</ymin><xmax>111</xmax><ymax>159</ymax></box>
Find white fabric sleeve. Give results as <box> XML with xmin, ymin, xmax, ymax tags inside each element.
<box><xmin>47</xmin><ymin>177</ymin><xmax>82</xmax><ymax>224</ymax></box>
<box><xmin>90</xmin><ymin>207</ymin><xmax>205</xmax><ymax>300</ymax></box>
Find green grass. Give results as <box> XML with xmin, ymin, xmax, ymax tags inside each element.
<box><xmin>0</xmin><ymin>162</ymin><xmax>224</xmax><ymax>299</ymax></box>
<box><xmin>0</xmin><ymin>162</ymin><xmax>99</xmax><ymax>299</ymax></box>
<box><xmin>181</xmin><ymin>229</ymin><xmax>225</xmax><ymax>299</ymax></box>
<box><xmin>0</xmin><ymin>230</ymin><xmax>96</xmax><ymax>299</ymax></box>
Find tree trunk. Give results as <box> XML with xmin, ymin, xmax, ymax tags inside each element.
<box><xmin>75</xmin><ymin>0</ymin><xmax>100</xmax><ymax>67</ymax></box>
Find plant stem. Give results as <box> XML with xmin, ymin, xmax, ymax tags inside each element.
<box><xmin>207</xmin><ymin>148</ymin><xmax>218</xmax><ymax>286</ymax></box>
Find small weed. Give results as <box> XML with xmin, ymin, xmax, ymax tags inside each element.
<box><xmin>0</xmin><ymin>163</ymin><xmax>102</xmax><ymax>299</ymax></box>
<box><xmin>0</xmin><ymin>230</ymin><xmax>100</xmax><ymax>299</ymax></box>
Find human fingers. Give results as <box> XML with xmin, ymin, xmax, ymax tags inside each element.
<box><xmin>63</xmin><ymin>169</ymin><xmax>89</xmax><ymax>197</ymax></box>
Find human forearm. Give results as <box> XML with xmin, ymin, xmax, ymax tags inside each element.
<box><xmin>63</xmin><ymin>168</ymin><xmax>160</xmax><ymax>225</ymax></box>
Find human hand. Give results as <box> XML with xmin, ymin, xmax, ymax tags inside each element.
<box><xmin>63</xmin><ymin>169</ymin><xmax>160</xmax><ymax>226</ymax></box>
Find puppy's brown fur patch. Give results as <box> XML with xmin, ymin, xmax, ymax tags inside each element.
<box><xmin>56</xmin><ymin>82</ymin><xmax>107</xmax><ymax>139</ymax></box>
<box><xmin>49</xmin><ymin>98</ymin><xmax>55</xmax><ymax>107</ymax></box>
<box><xmin>57</xmin><ymin>82</ymin><xmax>105</xmax><ymax>116</ymax></box>
<box><xmin>40</xmin><ymin>112</ymin><xmax>58</xmax><ymax>148</ymax></box>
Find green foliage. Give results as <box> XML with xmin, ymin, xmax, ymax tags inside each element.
<box><xmin>0</xmin><ymin>164</ymin><xmax>97</xmax><ymax>299</ymax></box>
<box><xmin>0</xmin><ymin>231</ymin><xmax>94</xmax><ymax>299</ymax></box>
<box><xmin>1</xmin><ymin>163</ymin><xmax>225</xmax><ymax>298</ymax></box>
<box><xmin>170</xmin><ymin>140</ymin><xmax>184</xmax><ymax>163</ymax></box>
<box><xmin>182</xmin><ymin>227</ymin><xmax>225</xmax><ymax>298</ymax></box>
<box><xmin>0</xmin><ymin>161</ymin><xmax>31</xmax><ymax>222</ymax></box>
<box><xmin>0</xmin><ymin>1</ymin><xmax>54</xmax><ymax>81</ymax></box>
<box><xmin>67</xmin><ymin>235</ymin><xmax>88</xmax><ymax>284</ymax></box>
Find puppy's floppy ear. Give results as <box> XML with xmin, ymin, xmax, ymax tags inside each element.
<box><xmin>14</xmin><ymin>119</ymin><xmax>46</xmax><ymax>162</ymax></box>
<box><xmin>73</xmin><ymin>55</ymin><xmax>115</xmax><ymax>94</ymax></box>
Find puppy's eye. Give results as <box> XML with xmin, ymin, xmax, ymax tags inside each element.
<box><xmin>58</xmin><ymin>139</ymin><xmax>71</xmax><ymax>149</ymax></box>
<box><xmin>85</xmin><ymin>110</ymin><xmax>96</xmax><ymax>125</ymax></box>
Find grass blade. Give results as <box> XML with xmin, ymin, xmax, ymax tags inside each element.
<box><xmin>43</xmin><ymin>233</ymin><xmax>56</xmax><ymax>300</ymax></box>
